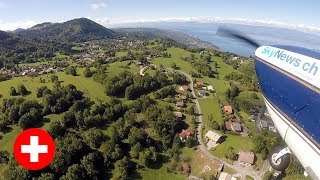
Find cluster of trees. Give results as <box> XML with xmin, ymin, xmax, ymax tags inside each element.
<box><xmin>223</xmin><ymin>61</ymin><xmax>259</xmax><ymax>92</ymax></box>
<box><xmin>172</xmin><ymin>73</ymin><xmax>187</xmax><ymax>85</ymax></box>
<box><xmin>181</xmin><ymin>53</ymin><xmax>217</xmax><ymax>77</ymax></box>
<box><xmin>154</xmin><ymin>86</ymin><xmax>176</xmax><ymax>99</ymax></box>
<box><xmin>0</xmin><ymin>31</ymin><xmax>75</xmax><ymax>65</ymax></box>
<box><xmin>83</xmin><ymin>67</ymin><xmax>95</xmax><ymax>78</ymax></box>
<box><xmin>2</xmin><ymin>92</ymin><xmax>187</xmax><ymax>179</ymax></box>
<box><xmin>0</xmin><ymin>98</ymin><xmax>43</xmax><ymax>130</ymax></box>
<box><xmin>9</xmin><ymin>84</ymin><xmax>29</xmax><ymax>96</ymax></box>
<box><xmin>104</xmin><ymin>71</ymin><xmax>169</xmax><ymax>100</ymax></box>
<box><xmin>226</xmin><ymin>84</ymin><xmax>240</xmax><ymax>100</ymax></box>
<box><xmin>65</xmin><ymin>66</ymin><xmax>77</xmax><ymax>76</ymax></box>
<box><xmin>224</xmin><ymin>71</ymin><xmax>259</xmax><ymax>92</ymax></box>
<box><xmin>252</xmin><ymin>132</ymin><xmax>282</xmax><ymax>159</ymax></box>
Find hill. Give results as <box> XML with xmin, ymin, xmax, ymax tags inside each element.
<box><xmin>17</xmin><ymin>18</ymin><xmax>118</xmax><ymax>42</ymax></box>
<box><xmin>0</xmin><ymin>30</ymin><xmax>71</xmax><ymax>64</ymax></box>
<box><xmin>114</xmin><ymin>28</ymin><xmax>218</xmax><ymax>50</ymax></box>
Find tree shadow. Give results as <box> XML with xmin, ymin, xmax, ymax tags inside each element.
<box><xmin>147</xmin><ymin>154</ymin><xmax>169</xmax><ymax>169</ymax></box>
<box><xmin>194</xmin><ymin>112</ymin><xmax>203</xmax><ymax>116</ymax></box>
<box><xmin>1</xmin><ymin>126</ymin><xmax>13</xmax><ymax>134</ymax></box>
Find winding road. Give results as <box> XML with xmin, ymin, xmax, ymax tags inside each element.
<box><xmin>169</xmin><ymin>68</ymin><xmax>268</xmax><ymax>180</ymax></box>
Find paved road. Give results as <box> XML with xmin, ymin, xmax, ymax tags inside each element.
<box><xmin>170</xmin><ymin>68</ymin><xmax>268</xmax><ymax>180</ymax></box>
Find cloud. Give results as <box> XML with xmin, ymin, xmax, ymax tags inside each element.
<box><xmin>96</xmin><ymin>18</ymin><xmax>110</xmax><ymax>24</ymax></box>
<box><xmin>0</xmin><ymin>20</ymin><xmax>38</xmax><ymax>31</ymax></box>
<box><xmin>104</xmin><ymin>17</ymin><xmax>320</xmax><ymax>35</ymax></box>
<box><xmin>89</xmin><ymin>2</ymin><xmax>108</xmax><ymax>10</ymax></box>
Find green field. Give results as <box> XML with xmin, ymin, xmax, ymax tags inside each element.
<box><xmin>153</xmin><ymin>48</ymin><xmax>198</xmax><ymax>73</ymax></box>
<box><xmin>0</xmin><ymin>70</ymin><xmax>109</xmax><ymax>103</ymax></box>
<box><xmin>136</xmin><ymin>165</ymin><xmax>185</xmax><ymax>180</ymax></box>
<box><xmin>0</xmin><ymin>125</ymin><xmax>21</xmax><ymax>153</ymax></box>
<box><xmin>106</xmin><ymin>61</ymin><xmax>139</xmax><ymax>77</ymax></box>
<box><xmin>211</xmin><ymin>134</ymin><xmax>254</xmax><ymax>159</ymax></box>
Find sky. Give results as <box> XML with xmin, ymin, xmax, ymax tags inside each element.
<box><xmin>0</xmin><ymin>0</ymin><xmax>320</xmax><ymax>32</ymax></box>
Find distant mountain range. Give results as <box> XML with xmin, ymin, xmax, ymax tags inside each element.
<box><xmin>114</xmin><ymin>28</ymin><xmax>218</xmax><ymax>50</ymax></box>
<box><xmin>10</xmin><ymin>18</ymin><xmax>217</xmax><ymax>49</ymax></box>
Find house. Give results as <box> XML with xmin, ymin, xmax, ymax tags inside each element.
<box><xmin>264</xmin><ymin>109</ymin><xmax>270</xmax><ymax>117</ymax></box>
<box><xmin>178</xmin><ymin>94</ymin><xmax>187</xmax><ymax>100</ymax></box>
<box><xmin>260</xmin><ymin>120</ymin><xmax>269</xmax><ymax>129</ymax></box>
<box><xmin>238</xmin><ymin>151</ymin><xmax>255</xmax><ymax>166</ymax></box>
<box><xmin>223</xmin><ymin>106</ymin><xmax>233</xmax><ymax>115</ymax></box>
<box><xmin>225</xmin><ymin>121</ymin><xmax>242</xmax><ymax>133</ymax></box>
<box><xmin>249</xmin><ymin>115</ymin><xmax>257</xmax><ymax>121</ymax></box>
<box><xmin>268</xmin><ymin>123</ymin><xmax>277</xmax><ymax>132</ymax></box>
<box><xmin>173</xmin><ymin>111</ymin><xmax>183</xmax><ymax>119</ymax></box>
<box><xmin>179</xmin><ymin>85</ymin><xmax>190</xmax><ymax>92</ymax></box>
<box><xmin>176</xmin><ymin>100</ymin><xmax>185</xmax><ymax>108</ymax></box>
<box><xmin>195</xmin><ymin>81</ymin><xmax>205</xmax><ymax>87</ymax></box>
<box><xmin>198</xmin><ymin>90</ymin><xmax>207</xmax><ymax>97</ymax></box>
<box><xmin>204</xmin><ymin>130</ymin><xmax>222</xmax><ymax>150</ymax></box>
<box><xmin>207</xmin><ymin>85</ymin><xmax>214</xmax><ymax>91</ymax></box>
<box><xmin>179</xmin><ymin>127</ymin><xmax>193</xmax><ymax>141</ymax></box>
<box><xmin>218</xmin><ymin>172</ymin><xmax>236</xmax><ymax>180</ymax></box>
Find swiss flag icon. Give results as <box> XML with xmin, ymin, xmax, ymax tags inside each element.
<box><xmin>14</xmin><ymin>128</ymin><xmax>55</xmax><ymax>170</ymax></box>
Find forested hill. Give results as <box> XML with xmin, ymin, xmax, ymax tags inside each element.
<box><xmin>17</xmin><ymin>18</ymin><xmax>118</xmax><ymax>42</ymax></box>
<box><xmin>0</xmin><ymin>30</ymin><xmax>72</xmax><ymax>64</ymax></box>
<box><xmin>114</xmin><ymin>28</ymin><xmax>219</xmax><ymax>50</ymax></box>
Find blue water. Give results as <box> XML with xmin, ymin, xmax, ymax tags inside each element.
<box><xmin>116</xmin><ymin>22</ymin><xmax>320</xmax><ymax>57</ymax></box>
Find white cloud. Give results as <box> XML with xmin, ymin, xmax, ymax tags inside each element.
<box><xmin>89</xmin><ymin>2</ymin><xmax>108</xmax><ymax>10</ymax></box>
<box><xmin>96</xmin><ymin>18</ymin><xmax>110</xmax><ymax>24</ymax></box>
<box><xmin>104</xmin><ymin>17</ymin><xmax>320</xmax><ymax>35</ymax></box>
<box><xmin>0</xmin><ymin>20</ymin><xmax>38</xmax><ymax>31</ymax></box>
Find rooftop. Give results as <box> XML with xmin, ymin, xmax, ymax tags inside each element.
<box><xmin>238</xmin><ymin>151</ymin><xmax>255</xmax><ymax>165</ymax></box>
<box><xmin>179</xmin><ymin>127</ymin><xmax>193</xmax><ymax>138</ymax></box>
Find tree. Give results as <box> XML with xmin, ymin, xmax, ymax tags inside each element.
<box><xmin>83</xmin><ymin>128</ymin><xmax>106</xmax><ymax>149</ymax></box>
<box><xmin>285</xmin><ymin>156</ymin><xmax>304</xmax><ymax>175</ymax></box>
<box><xmin>9</xmin><ymin>87</ymin><xmax>17</xmax><ymax>96</ymax></box>
<box><xmin>38</xmin><ymin>173</ymin><xmax>55</xmax><ymax>180</ymax></box>
<box><xmin>211</xmin><ymin>121</ymin><xmax>220</xmax><ymax>130</ymax></box>
<box><xmin>112</xmin><ymin>157</ymin><xmax>130</xmax><ymax>180</ymax></box>
<box><xmin>36</xmin><ymin>86</ymin><xmax>48</xmax><ymax>98</ymax></box>
<box><xmin>172</xmin><ymin>73</ymin><xmax>186</xmax><ymax>85</ymax></box>
<box><xmin>139</xmin><ymin>147</ymin><xmax>158</xmax><ymax>167</ymax></box>
<box><xmin>51</xmin><ymin>74</ymin><xmax>59</xmax><ymax>83</ymax></box>
<box><xmin>60</xmin><ymin>164</ymin><xmax>87</xmax><ymax>180</ymax></box>
<box><xmin>185</xmin><ymin>136</ymin><xmax>196</xmax><ymax>148</ymax></box>
<box><xmin>4</xmin><ymin>157</ymin><xmax>30</xmax><ymax>179</ymax></box>
<box><xmin>252</xmin><ymin>135</ymin><xmax>268</xmax><ymax>158</ymax></box>
<box><xmin>17</xmin><ymin>84</ymin><xmax>28</xmax><ymax>95</ymax></box>
<box><xmin>0</xmin><ymin>150</ymin><xmax>9</xmax><ymax>163</ymax></box>
<box><xmin>66</xmin><ymin>66</ymin><xmax>77</xmax><ymax>76</ymax></box>
<box><xmin>225</xmin><ymin>146</ymin><xmax>236</xmax><ymax>160</ymax></box>
<box><xmin>251</xmin><ymin>93</ymin><xmax>259</xmax><ymax>99</ymax></box>
<box><xmin>128</xmin><ymin>127</ymin><xmax>147</xmax><ymax>145</ymax></box>
<box><xmin>81</xmin><ymin>151</ymin><xmax>104</xmax><ymax>179</ymax></box>
<box><xmin>229</xmin><ymin>85</ymin><xmax>240</xmax><ymax>99</ymax></box>
<box><xmin>48</xmin><ymin>121</ymin><xmax>65</xmax><ymax>138</ymax></box>
<box><xmin>130</xmin><ymin>142</ymin><xmax>143</xmax><ymax>159</ymax></box>
<box><xmin>19</xmin><ymin>108</ymin><xmax>42</xmax><ymax>129</ymax></box>
<box><xmin>188</xmin><ymin>105</ymin><xmax>195</xmax><ymax>115</ymax></box>
<box><xmin>83</xmin><ymin>67</ymin><xmax>93</xmax><ymax>78</ymax></box>
<box><xmin>171</xmin><ymin>62</ymin><xmax>178</xmax><ymax>69</ymax></box>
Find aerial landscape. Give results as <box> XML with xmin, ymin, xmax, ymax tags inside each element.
<box><xmin>0</xmin><ymin>0</ymin><xmax>319</xmax><ymax>180</ymax></box>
